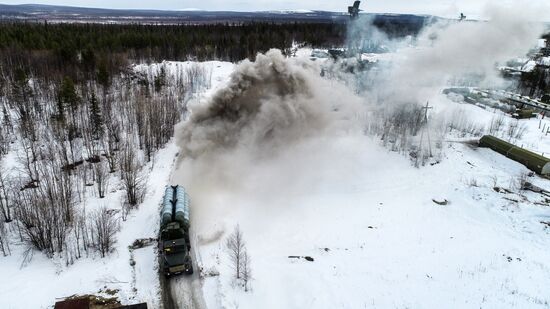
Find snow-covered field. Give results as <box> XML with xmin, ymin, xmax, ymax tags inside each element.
<box><xmin>2</xmin><ymin>50</ymin><xmax>550</xmax><ymax>309</ymax></box>
<box><xmin>175</xmin><ymin>100</ymin><xmax>550</xmax><ymax>308</ymax></box>
<box><xmin>167</xmin><ymin>54</ymin><xmax>550</xmax><ymax>309</ymax></box>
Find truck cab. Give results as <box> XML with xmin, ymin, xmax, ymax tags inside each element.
<box><xmin>161</xmin><ymin>238</ymin><xmax>193</xmax><ymax>276</ymax></box>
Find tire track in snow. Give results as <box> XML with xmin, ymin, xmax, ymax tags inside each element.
<box><xmin>162</xmin><ymin>164</ymin><xmax>207</xmax><ymax>309</ymax></box>
<box><xmin>167</xmin><ymin>234</ymin><xmax>207</xmax><ymax>309</ymax></box>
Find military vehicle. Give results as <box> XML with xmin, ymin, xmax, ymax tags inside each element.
<box><xmin>159</xmin><ymin>185</ymin><xmax>193</xmax><ymax>277</ymax></box>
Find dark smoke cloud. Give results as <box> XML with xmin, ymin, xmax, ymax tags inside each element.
<box><xmin>173</xmin><ymin>50</ymin><xmax>365</xmax><ymax>234</ymax></box>
<box><xmin>176</xmin><ymin>49</ymin><xmax>363</xmax><ymax>159</ymax></box>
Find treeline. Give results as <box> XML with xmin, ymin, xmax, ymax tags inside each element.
<box><xmin>0</xmin><ymin>19</ymin><xmax>430</xmax><ymax>81</ymax></box>
<box><xmin>521</xmin><ymin>66</ymin><xmax>549</xmax><ymax>98</ymax></box>
<box><xmin>0</xmin><ymin>22</ymin><xmax>346</xmax><ymax>79</ymax></box>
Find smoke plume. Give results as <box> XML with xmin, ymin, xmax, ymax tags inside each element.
<box><xmin>173</xmin><ymin>4</ymin><xmax>548</xmax><ymax>235</ymax></box>
<box><xmin>173</xmin><ymin>50</ymin><xmax>366</xmax><ymax>235</ymax></box>
<box><xmin>176</xmin><ymin>49</ymin><xmax>364</xmax><ymax>159</ymax></box>
<box><xmin>346</xmin><ymin>3</ymin><xmax>547</xmax><ymax>104</ymax></box>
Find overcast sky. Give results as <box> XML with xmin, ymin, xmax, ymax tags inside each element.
<box><xmin>1</xmin><ymin>0</ymin><xmax>549</xmax><ymax>19</ymax></box>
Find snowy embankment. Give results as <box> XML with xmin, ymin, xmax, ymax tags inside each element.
<box><xmin>0</xmin><ymin>141</ymin><xmax>177</xmax><ymax>308</ymax></box>
<box><xmin>170</xmin><ymin>55</ymin><xmax>550</xmax><ymax>308</ymax></box>
<box><xmin>178</xmin><ymin>130</ymin><xmax>550</xmax><ymax>308</ymax></box>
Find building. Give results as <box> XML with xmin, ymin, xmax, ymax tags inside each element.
<box><xmin>54</xmin><ymin>295</ymin><xmax>147</xmax><ymax>309</ymax></box>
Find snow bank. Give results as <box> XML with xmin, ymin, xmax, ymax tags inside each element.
<box><xmin>0</xmin><ymin>142</ymin><xmax>179</xmax><ymax>309</ymax></box>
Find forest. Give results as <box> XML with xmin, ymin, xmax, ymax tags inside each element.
<box><xmin>0</xmin><ymin>17</ymin><xmax>454</xmax><ymax>260</ymax></box>
<box><xmin>0</xmin><ymin>22</ymin><xmax>346</xmax><ymax>80</ymax></box>
<box><xmin>0</xmin><ymin>19</ymin><xmax>361</xmax><ymax>260</ymax></box>
<box><xmin>0</xmin><ymin>17</ymin><xmax>429</xmax><ymax>80</ymax></box>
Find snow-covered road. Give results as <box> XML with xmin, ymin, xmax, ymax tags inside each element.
<box><xmin>163</xmin><ymin>164</ymin><xmax>209</xmax><ymax>309</ymax></box>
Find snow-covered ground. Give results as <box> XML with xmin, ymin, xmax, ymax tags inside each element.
<box><xmin>2</xmin><ymin>51</ymin><xmax>550</xmax><ymax>309</ymax></box>
<box><xmin>171</xmin><ymin>58</ymin><xmax>550</xmax><ymax>308</ymax></box>
<box><xmin>0</xmin><ymin>60</ymin><xmax>235</xmax><ymax>309</ymax></box>
<box><xmin>175</xmin><ymin>119</ymin><xmax>550</xmax><ymax>308</ymax></box>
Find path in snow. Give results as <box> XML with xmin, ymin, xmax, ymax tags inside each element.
<box><xmin>162</xmin><ymin>165</ymin><xmax>208</xmax><ymax>309</ymax></box>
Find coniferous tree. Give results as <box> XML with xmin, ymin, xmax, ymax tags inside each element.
<box><xmin>97</xmin><ymin>61</ymin><xmax>110</xmax><ymax>90</ymax></box>
<box><xmin>10</xmin><ymin>68</ymin><xmax>35</xmax><ymax>140</ymax></box>
<box><xmin>59</xmin><ymin>77</ymin><xmax>78</xmax><ymax>113</ymax></box>
<box><xmin>89</xmin><ymin>92</ymin><xmax>103</xmax><ymax>140</ymax></box>
<box><xmin>154</xmin><ymin>67</ymin><xmax>166</xmax><ymax>93</ymax></box>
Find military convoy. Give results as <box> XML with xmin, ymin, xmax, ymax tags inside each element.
<box><xmin>159</xmin><ymin>185</ymin><xmax>193</xmax><ymax>277</ymax></box>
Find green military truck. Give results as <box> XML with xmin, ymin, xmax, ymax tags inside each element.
<box><xmin>159</xmin><ymin>185</ymin><xmax>193</xmax><ymax>277</ymax></box>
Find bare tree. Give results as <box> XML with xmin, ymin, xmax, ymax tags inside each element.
<box><xmin>514</xmin><ymin>171</ymin><xmax>530</xmax><ymax>192</ymax></box>
<box><xmin>94</xmin><ymin>161</ymin><xmax>109</xmax><ymax>199</ymax></box>
<box><xmin>77</xmin><ymin>208</ymin><xmax>90</xmax><ymax>257</ymax></box>
<box><xmin>0</xmin><ymin>124</ymin><xmax>10</xmax><ymax>157</ymax></box>
<box><xmin>17</xmin><ymin>137</ymin><xmax>40</xmax><ymax>187</ymax></box>
<box><xmin>0</xmin><ymin>166</ymin><xmax>12</xmax><ymax>222</ymax></box>
<box><xmin>0</xmin><ymin>219</ymin><xmax>10</xmax><ymax>256</ymax></box>
<box><xmin>120</xmin><ymin>140</ymin><xmax>145</xmax><ymax>208</ymax></box>
<box><xmin>226</xmin><ymin>224</ymin><xmax>252</xmax><ymax>289</ymax></box>
<box><xmin>103</xmin><ymin>137</ymin><xmax>119</xmax><ymax>173</ymax></box>
<box><xmin>90</xmin><ymin>206</ymin><xmax>119</xmax><ymax>258</ymax></box>
<box><xmin>489</xmin><ymin>114</ymin><xmax>506</xmax><ymax>135</ymax></box>
<box><xmin>240</xmin><ymin>249</ymin><xmax>252</xmax><ymax>291</ymax></box>
<box><xmin>14</xmin><ymin>145</ymin><xmax>74</xmax><ymax>256</ymax></box>
<box><xmin>186</xmin><ymin>63</ymin><xmax>212</xmax><ymax>93</ymax></box>
<box><xmin>15</xmin><ymin>185</ymin><xmax>68</xmax><ymax>256</ymax></box>
<box><xmin>506</xmin><ymin>120</ymin><xmax>527</xmax><ymax>141</ymax></box>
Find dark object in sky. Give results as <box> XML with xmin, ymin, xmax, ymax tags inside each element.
<box><xmin>348</xmin><ymin>1</ymin><xmax>362</xmax><ymax>19</ymax></box>
<box><xmin>459</xmin><ymin>13</ymin><xmax>466</xmax><ymax>21</ymax></box>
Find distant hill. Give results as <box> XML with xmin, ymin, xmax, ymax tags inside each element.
<box><xmin>0</xmin><ymin>4</ymin><xmax>346</xmax><ymax>23</ymax></box>
<box><xmin>0</xmin><ymin>3</ymin><xmax>438</xmax><ymax>25</ymax></box>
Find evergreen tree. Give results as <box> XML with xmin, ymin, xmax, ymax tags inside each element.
<box><xmin>58</xmin><ymin>76</ymin><xmax>79</xmax><ymax>133</ymax></box>
<box><xmin>59</xmin><ymin>76</ymin><xmax>78</xmax><ymax>113</ymax></box>
<box><xmin>89</xmin><ymin>92</ymin><xmax>103</xmax><ymax>140</ymax></box>
<box><xmin>154</xmin><ymin>67</ymin><xmax>166</xmax><ymax>92</ymax></box>
<box><xmin>97</xmin><ymin>61</ymin><xmax>110</xmax><ymax>89</ymax></box>
<box><xmin>10</xmin><ymin>68</ymin><xmax>35</xmax><ymax>139</ymax></box>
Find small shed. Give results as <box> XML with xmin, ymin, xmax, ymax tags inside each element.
<box><xmin>54</xmin><ymin>298</ymin><xmax>90</xmax><ymax>309</ymax></box>
<box><xmin>479</xmin><ymin>135</ymin><xmax>550</xmax><ymax>175</ymax></box>
<box><xmin>116</xmin><ymin>304</ymin><xmax>148</xmax><ymax>309</ymax></box>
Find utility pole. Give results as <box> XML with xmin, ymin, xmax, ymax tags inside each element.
<box><xmin>419</xmin><ymin>101</ymin><xmax>433</xmax><ymax>158</ymax></box>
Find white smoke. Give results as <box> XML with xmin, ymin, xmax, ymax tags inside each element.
<box><xmin>173</xmin><ymin>4</ymin><xmax>548</xmax><ymax>232</ymax></box>
<box><xmin>394</xmin><ymin>4</ymin><xmax>544</xmax><ymax>93</ymax></box>
<box><xmin>334</xmin><ymin>3</ymin><xmax>548</xmax><ymax>163</ymax></box>
<box><xmin>173</xmin><ymin>50</ymin><xmax>368</xmax><ymax>236</ymax></box>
